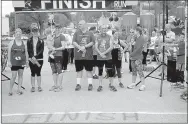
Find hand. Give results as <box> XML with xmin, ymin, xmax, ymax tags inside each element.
<box><xmin>100</xmin><ymin>53</ymin><xmax>106</xmax><ymax>58</ymax></box>
<box><xmin>29</xmin><ymin>58</ymin><xmax>35</xmax><ymax>64</ymax></box>
<box><xmin>8</xmin><ymin>62</ymin><xmax>12</xmax><ymax>68</ymax></box>
<box><xmin>26</xmin><ymin>62</ymin><xmax>29</xmax><ymax>68</ymax></box>
<box><xmin>79</xmin><ymin>46</ymin><xmax>86</xmax><ymax>52</ymax></box>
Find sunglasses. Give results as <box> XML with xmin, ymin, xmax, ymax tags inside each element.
<box><xmin>130</xmin><ymin>32</ymin><xmax>134</xmax><ymax>33</ymax></box>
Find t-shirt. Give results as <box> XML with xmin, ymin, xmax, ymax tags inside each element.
<box><xmin>149</xmin><ymin>37</ymin><xmax>157</xmax><ymax>50</ymax></box>
<box><xmin>96</xmin><ymin>34</ymin><xmax>112</xmax><ymax>60</ymax></box>
<box><xmin>53</xmin><ymin>34</ymin><xmax>66</xmax><ymax>56</ymax></box>
<box><xmin>73</xmin><ymin>29</ymin><xmax>95</xmax><ymax>60</ymax></box>
<box><xmin>130</xmin><ymin>36</ymin><xmax>145</xmax><ymax>60</ymax></box>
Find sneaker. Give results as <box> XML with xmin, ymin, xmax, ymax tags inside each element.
<box><xmin>49</xmin><ymin>86</ymin><xmax>57</xmax><ymax>91</ymax></box>
<box><xmin>59</xmin><ymin>86</ymin><xmax>63</xmax><ymax>91</ymax></box>
<box><xmin>109</xmin><ymin>83</ymin><xmax>112</xmax><ymax>88</ymax></box>
<box><xmin>97</xmin><ymin>86</ymin><xmax>103</xmax><ymax>92</ymax></box>
<box><xmin>31</xmin><ymin>87</ymin><xmax>35</xmax><ymax>92</ymax></box>
<box><xmin>88</xmin><ymin>84</ymin><xmax>93</xmax><ymax>91</ymax></box>
<box><xmin>75</xmin><ymin>84</ymin><xmax>81</xmax><ymax>91</ymax></box>
<box><xmin>127</xmin><ymin>83</ymin><xmax>136</xmax><ymax>89</ymax></box>
<box><xmin>38</xmin><ymin>87</ymin><xmax>43</xmax><ymax>92</ymax></box>
<box><xmin>93</xmin><ymin>75</ymin><xmax>99</xmax><ymax>79</ymax></box>
<box><xmin>139</xmin><ymin>85</ymin><xmax>146</xmax><ymax>91</ymax></box>
<box><xmin>110</xmin><ymin>86</ymin><xmax>117</xmax><ymax>92</ymax></box>
<box><xmin>54</xmin><ymin>87</ymin><xmax>61</xmax><ymax>92</ymax></box>
<box><xmin>119</xmin><ymin>82</ymin><xmax>124</xmax><ymax>88</ymax></box>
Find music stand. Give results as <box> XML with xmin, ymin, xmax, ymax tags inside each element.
<box><xmin>136</xmin><ymin>0</ymin><xmax>167</xmax><ymax>97</ymax></box>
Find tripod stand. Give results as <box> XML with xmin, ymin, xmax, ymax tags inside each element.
<box><xmin>136</xmin><ymin>0</ymin><xmax>167</xmax><ymax>97</ymax></box>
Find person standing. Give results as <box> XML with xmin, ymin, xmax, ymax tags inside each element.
<box><xmin>111</xmin><ymin>30</ymin><xmax>128</xmax><ymax>88</ymax></box>
<box><xmin>27</xmin><ymin>26</ymin><xmax>44</xmax><ymax>92</ymax></box>
<box><xmin>48</xmin><ymin>24</ymin><xmax>66</xmax><ymax>92</ymax></box>
<box><xmin>67</xmin><ymin>31</ymin><xmax>74</xmax><ymax>64</ymax></box>
<box><xmin>142</xmin><ymin>28</ymin><xmax>149</xmax><ymax>66</ymax></box>
<box><xmin>72</xmin><ymin>20</ymin><xmax>95</xmax><ymax>91</ymax></box>
<box><xmin>7</xmin><ymin>28</ymin><xmax>29</xmax><ymax>96</ymax></box>
<box><xmin>127</xmin><ymin>27</ymin><xmax>146</xmax><ymax>91</ymax></box>
<box><xmin>126</xmin><ymin>29</ymin><xmax>136</xmax><ymax>72</ymax></box>
<box><xmin>62</xmin><ymin>29</ymin><xmax>70</xmax><ymax>72</ymax></box>
<box><xmin>95</xmin><ymin>25</ymin><xmax>116</xmax><ymax>92</ymax></box>
<box><xmin>119</xmin><ymin>29</ymin><xmax>128</xmax><ymax>62</ymax></box>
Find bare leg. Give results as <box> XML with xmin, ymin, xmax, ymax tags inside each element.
<box><xmin>9</xmin><ymin>71</ymin><xmax>17</xmax><ymax>94</ymax></box>
<box><xmin>37</xmin><ymin>76</ymin><xmax>41</xmax><ymax>87</ymax></box>
<box><xmin>31</xmin><ymin>76</ymin><xmax>35</xmax><ymax>88</ymax></box>
<box><xmin>18</xmin><ymin>69</ymin><xmax>24</xmax><ymax>92</ymax></box>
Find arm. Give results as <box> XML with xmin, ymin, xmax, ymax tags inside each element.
<box><xmin>102</xmin><ymin>37</ymin><xmax>113</xmax><ymax>55</ymax></box>
<box><xmin>34</xmin><ymin>40</ymin><xmax>44</xmax><ymax>58</ymax></box>
<box><xmin>7</xmin><ymin>41</ymin><xmax>13</xmax><ymax>65</ymax></box>
<box><xmin>72</xmin><ymin>32</ymin><xmax>81</xmax><ymax>50</ymax></box>
<box><xmin>120</xmin><ymin>40</ymin><xmax>129</xmax><ymax>52</ymax></box>
<box><xmin>24</xmin><ymin>42</ymin><xmax>29</xmax><ymax>66</ymax></box>
<box><xmin>84</xmin><ymin>33</ymin><xmax>95</xmax><ymax>49</ymax></box>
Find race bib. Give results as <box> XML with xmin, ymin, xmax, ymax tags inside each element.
<box><xmin>15</xmin><ymin>56</ymin><xmax>22</xmax><ymax>61</ymax></box>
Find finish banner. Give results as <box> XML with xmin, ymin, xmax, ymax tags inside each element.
<box><xmin>13</xmin><ymin>0</ymin><xmax>138</xmax><ymax>11</ymax></box>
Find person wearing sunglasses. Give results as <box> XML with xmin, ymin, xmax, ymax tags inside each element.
<box><xmin>7</xmin><ymin>28</ymin><xmax>29</xmax><ymax>96</ymax></box>
<box><xmin>27</xmin><ymin>26</ymin><xmax>44</xmax><ymax>92</ymax></box>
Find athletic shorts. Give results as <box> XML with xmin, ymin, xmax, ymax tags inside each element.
<box><xmin>97</xmin><ymin>60</ymin><xmax>113</xmax><ymax>69</ymax></box>
<box><xmin>93</xmin><ymin>55</ymin><xmax>98</xmax><ymax>67</ymax></box>
<box><xmin>11</xmin><ymin>66</ymin><xmax>24</xmax><ymax>71</ymax></box>
<box><xmin>50</xmin><ymin>62</ymin><xmax>62</xmax><ymax>74</ymax></box>
<box><xmin>149</xmin><ymin>49</ymin><xmax>156</xmax><ymax>56</ymax></box>
<box><xmin>75</xmin><ymin>60</ymin><xmax>93</xmax><ymax>72</ymax></box>
<box><xmin>112</xmin><ymin>60</ymin><xmax>122</xmax><ymax>69</ymax></box>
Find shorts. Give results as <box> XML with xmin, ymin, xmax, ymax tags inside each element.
<box><xmin>93</xmin><ymin>55</ymin><xmax>97</xmax><ymax>67</ymax></box>
<box><xmin>75</xmin><ymin>60</ymin><xmax>93</xmax><ymax>72</ymax></box>
<box><xmin>149</xmin><ymin>49</ymin><xmax>156</xmax><ymax>56</ymax></box>
<box><xmin>11</xmin><ymin>66</ymin><xmax>24</xmax><ymax>71</ymax></box>
<box><xmin>112</xmin><ymin>60</ymin><xmax>122</xmax><ymax>68</ymax></box>
<box><xmin>97</xmin><ymin>60</ymin><xmax>113</xmax><ymax>69</ymax></box>
<box><xmin>50</xmin><ymin>62</ymin><xmax>62</xmax><ymax>74</ymax></box>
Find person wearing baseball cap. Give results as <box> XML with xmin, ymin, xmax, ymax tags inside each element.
<box><xmin>27</xmin><ymin>25</ymin><xmax>44</xmax><ymax>93</ymax></box>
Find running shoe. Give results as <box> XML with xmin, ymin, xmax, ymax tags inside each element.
<box><xmin>88</xmin><ymin>84</ymin><xmax>93</xmax><ymax>91</ymax></box>
<box><xmin>75</xmin><ymin>84</ymin><xmax>81</xmax><ymax>91</ymax></box>
<box><xmin>119</xmin><ymin>82</ymin><xmax>124</xmax><ymax>88</ymax></box>
<box><xmin>31</xmin><ymin>87</ymin><xmax>35</xmax><ymax>92</ymax></box>
<box><xmin>38</xmin><ymin>87</ymin><xmax>43</xmax><ymax>92</ymax></box>
<box><xmin>49</xmin><ymin>86</ymin><xmax>57</xmax><ymax>91</ymax></box>
<box><xmin>110</xmin><ymin>86</ymin><xmax>117</xmax><ymax>92</ymax></box>
<box><xmin>127</xmin><ymin>83</ymin><xmax>136</xmax><ymax>89</ymax></box>
<box><xmin>139</xmin><ymin>85</ymin><xmax>146</xmax><ymax>91</ymax></box>
<box><xmin>97</xmin><ymin>86</ymin><xmax>103</xmax><ymax>92</ymax></box>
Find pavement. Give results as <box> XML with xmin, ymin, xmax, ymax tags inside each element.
<box><xmin>1</xmin><ymin>47</ymin><xmax>187</xmax><ymax>123</ymax></box>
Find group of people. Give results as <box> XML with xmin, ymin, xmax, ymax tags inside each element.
<box><xmin>7</xmin><ymin>19</ymin><xmax>187</xmax><ymax>96</ymax></box>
